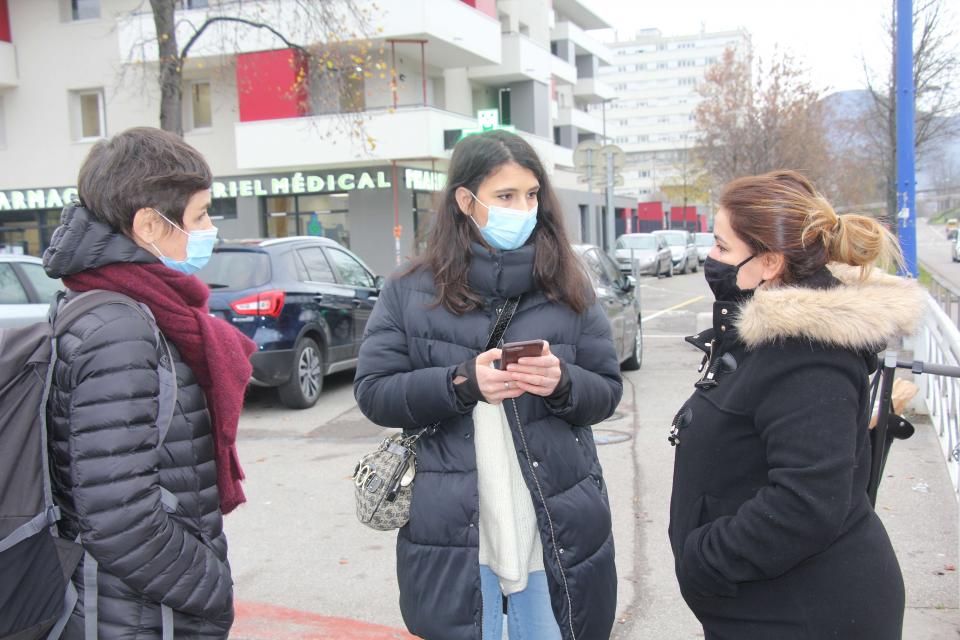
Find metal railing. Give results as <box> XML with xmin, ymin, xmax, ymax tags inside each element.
<box><xmin>915</xmin><ymin>291</ymin><xmax>960</xmax><ymax>495</ymax></box>
<box><xmin>925</xmin><ymin>273</ymin><xmax>960</xmax><ymax>329</ymax></box>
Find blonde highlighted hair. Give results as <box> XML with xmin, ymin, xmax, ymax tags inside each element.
<box><xmin>720</xmin><ymin>170</ymin><xmax>903</xmax><ymax>283</ymax></box>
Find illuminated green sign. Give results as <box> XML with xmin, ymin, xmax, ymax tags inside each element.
<box><xmin>458</xmin><ymin>109</ymin><xmax>516</xmax><ymax>140</ymax></box>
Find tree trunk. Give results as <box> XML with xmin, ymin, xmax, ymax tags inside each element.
<box><xmin>150</xmin><ymin>0</ymin><xmax>183</xmax><ymax>136</ymax></box>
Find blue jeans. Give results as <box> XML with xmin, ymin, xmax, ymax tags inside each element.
<box><xmin>480</xmin><ymin>565</ymin><xmax>562</xmax><ymax>640</ymax></box>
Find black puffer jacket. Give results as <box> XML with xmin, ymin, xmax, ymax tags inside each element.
<box><xmin>354</xmin><ymin>243</ymin><xmax>621</xmax><ymax>640</ymax></box>
<box><xmin>669</xmin><ymin>265</ymin><xmax>925</xmax><ymax>640</ymax></box>
<box><xmin>43</xmin><ymin>205</ymin><xmax>233</xmax><ymax>639</ymax></box>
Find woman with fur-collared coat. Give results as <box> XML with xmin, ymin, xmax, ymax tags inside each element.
<box><xmin>668</xmin><ymin>170</ymin><xmax>924</xmax><ymax>640</ymax></box>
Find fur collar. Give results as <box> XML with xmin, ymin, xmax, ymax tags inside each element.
<box><xmin>736</xmin><ymin>264</ymin><xmax>927</xmax><ymax>350</ymax></box>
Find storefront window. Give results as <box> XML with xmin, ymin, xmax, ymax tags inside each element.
<box><xmin>0</xmin><ymin>209</ymin><xmax>59</xmax><ymax>257</ymax></box>
<box><xmin>413</xmin><ymin>190</ymin><xmax>438</xmax><ymax>256</ymax></box>
<box><xmin>262</xmin><ymin>194</ymin><xmax>350</xmax><ymax>248</ymax></box>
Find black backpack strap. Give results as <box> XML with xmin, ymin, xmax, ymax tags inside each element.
<box><xmin>51</xmin><ymin>290</ymin><xmax>178</xmax><ymax>445</ymax></box>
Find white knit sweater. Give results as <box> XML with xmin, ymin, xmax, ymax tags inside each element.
<box><xmin>474</xmin><ymin>399</ymin><xmax>544</xmax><ymax>595</ymax></box>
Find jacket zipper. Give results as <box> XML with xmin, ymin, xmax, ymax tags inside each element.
<box><xmin>509</xmin><ymin>397</ymin><xmax>577</xmax><ymax>640</ymax></box>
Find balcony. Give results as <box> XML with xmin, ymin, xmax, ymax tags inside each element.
<box><xmin>469</xmin><ymin>33</ymin><xmax>575</xmax><ymax>86</ymax></box>
<box><xmin>574</xmin><ymin>77</ymin><xmax>617</xmax><ymax>102</ymax></box>
<box><xmin>552</xmin><ymin>20</ymin><xmax>614</xmax><ymax>65</ymax></box>
<box><xmin>0</xmin><ymin>42</ymin><xmax>16</xmax><ymax>88</ymax></box>
<box><xmin>556</xmin><ymin>106</ymin><xmax>604</xmax><ymax>136</ymax></box>
<box><xmin>118</xmin><ymin>0</ymin><xmax>501</xmax><ymax>69</ymax></box>
<box><xmin>552</xmin><ymin>0</ymin><xmax>613</xmax><ymax>30</ymax></box>
<box><xmin>234</xmin><ymin>106</ymin><xmax>478</xmax><ymax>170</ymax></box>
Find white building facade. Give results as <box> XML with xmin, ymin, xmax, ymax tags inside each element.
<box><xmin>0</xmin><ymin>0</ymin><xmax>633</xmax><ymax>272</ymax></box>
<box><xmin>600</xmin><ymin>27</ymin><xmax>749</xmax><ymax>201</ymax></box>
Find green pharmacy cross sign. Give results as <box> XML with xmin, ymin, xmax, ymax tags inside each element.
<box><xmin>458</xmin><ymin>109</ymin><xmax>516</xmax><ymax>141</ymax></box>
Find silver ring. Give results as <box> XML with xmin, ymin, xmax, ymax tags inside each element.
<box><xmin>504</xmin><ymin>381</ymin><xmax>511</xmax><ymax>389</ymax></box>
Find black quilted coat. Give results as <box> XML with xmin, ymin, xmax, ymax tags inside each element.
<box><xmin>42</xmin><ymin>205</ymin><xmax>233</xmax><ymax>639</ymax></box>
<box><xmin>354</xmin><ymin>243</ymin><xmax>621</xmax><ymax>640</ymax></box>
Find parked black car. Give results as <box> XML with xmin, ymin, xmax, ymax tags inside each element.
<box><xmin>200</xmin><ymin>237</ymin><xmax>382</xmax><ymax>409</ymax></box>
<box><xmin>574</xmin><ymin>244</ymin><xmax>642</xmax><ymax>370</ymax></box>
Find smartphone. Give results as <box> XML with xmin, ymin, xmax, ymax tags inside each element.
<box><xmin>500</xmin><ymin>339</ymin><xmax>545</xmax><ymax>369</ymax></box>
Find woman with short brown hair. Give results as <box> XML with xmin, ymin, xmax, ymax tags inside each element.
<box><xmin>669</xmin><ymin>170</ymin><xmax>923</xmax><ymax>639</ymax></box>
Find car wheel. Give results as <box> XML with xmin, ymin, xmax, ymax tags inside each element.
<box><xmin>622</xmin><ymin>322</ymin><xmax>642</xmax><ymax>371</ymax></box>
<box><xmin>278</xmin><ymin>337</ymin><xmax>324</xmax><ymax>409</ymax></box>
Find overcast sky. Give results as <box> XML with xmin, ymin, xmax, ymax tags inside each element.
<box><xmin>589</xmin><ymin>0</ymin><xmax>957</xmax><ymax>95</ymax></box>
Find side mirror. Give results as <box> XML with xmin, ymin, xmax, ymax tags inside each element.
<box><xmin>622</xmin><ymin>275</ymin><xmax>636</xmax><ymax>292</ymax></box>
<box><xmin>374</xmin><ymin>275</ymin><xmax>385</xmax><ymax>290</ymax></box>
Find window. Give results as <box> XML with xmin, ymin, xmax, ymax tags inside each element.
<box><xmin>679</xmin><ymin>59</ymin><xmax>696</xmax><ymax>67</ymax></box>
<box><xmin>297</xmin><ymin>247</ymin><xmax>336</xmax><ymax>283</ymax></box>
<box><xmin>657</xmin><ymin>62</ymin><xmax>668</xmax><ymax>69</ymax></box>
<box><xmin>0</xmin><ymin>264</ymin><xmax>28</xmax><ymax>304</ymax></box>
<box><xmin>198</xmin><ymin>251</ymin><xmax>270</xmax><ymax>290</ymax></box>
<box><xmin>19</xmin><ymin>262</ymin><xmax>62</xmax><ymax>302</ymax></box>
<box><xmin>679</xmin><ymin>77</ymin><xmax>696</xmax><ymax>86</ymax></box>
<box><xmin>327</xmin><ymin>248</ymin><xmax>375</xmax><ymax>289</ymax></box>
<box><xmin>209</xmin><ymin>198</ymin><xmax>237</xmax><ymax>220</ymax></box>
<box><xmin>178</xmin><ymin>0</ymin><xmax>209</xmax><ymax>8</ymax></box>
<box><xmin>189</xmin><ymin>82</ymin><xmax>212</xmax><ymax>129</ymax></box>
<box><xmin>72</xmin><ymin>89</ymin><xmax>105</xmax><ymax>140</ymax></box>
<box><xmin>67</xmin><ymin>0</ymin><xmax>99</xmax><ymax>20</ymax></box>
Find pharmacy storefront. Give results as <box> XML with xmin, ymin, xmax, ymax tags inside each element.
<box><xmin>1</xmin><ymin>166</ymin><xmax>446</xmax><ymax>276</ymax></box>
<box><xmin>0</xmin><ymin>186</ymin><xmax>78</xmax><ymax>256</ymax></box>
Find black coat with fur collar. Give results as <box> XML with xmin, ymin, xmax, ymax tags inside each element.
<box><xmin>669</xmin><ymin>265</ymin><xmax>925</xmax><ymax>640</ymax></box>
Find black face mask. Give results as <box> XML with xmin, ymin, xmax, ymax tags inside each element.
<box><xmin>704</xmin><ymin>255</ymin><xmax>760</xmax><ymax>302</ymax></box>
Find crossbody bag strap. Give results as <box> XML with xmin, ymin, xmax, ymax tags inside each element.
<box><xmin>406</xmin><ymin>295</ymin><xmax>522</xmax><ymax>445</ymax></box>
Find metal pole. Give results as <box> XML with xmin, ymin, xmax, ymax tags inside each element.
<box><xmin>586</xmin><ymin>150</ymin><xmax>595</xmax><ymax>245</ymax></box>
<box><xmin>896</xmin><ymin>0</ymin><xmax>918</xmax><ymax>277</ymax></box>
<box><xmin>421</xmin><ymin>41</ymin><xmax>427</xmax><ymax>106</ymax></box>
<box><xmin>390</xmin><ymin>40</ymin><xmax>398</xmax><ymax>110</ymax></box>
<box><xmin>392</xmin><ymin>161</ymin><xmax>400</xmax><ymax>265</ymax></box>
<box><xmin>605</xmin><ymin>149</ymin><xmax>615</xmax><ymax>252</ymax></box>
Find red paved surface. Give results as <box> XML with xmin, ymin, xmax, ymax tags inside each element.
<box><xmin>232</xmin><ymin>602</ymin><xmax>417</xmax><ymax>640</ymax></box>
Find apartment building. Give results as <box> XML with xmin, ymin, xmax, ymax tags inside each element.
<box><xmin>0</xmin><ymin>0</ymin><xmax>634</xmax><ymax>273</ymax></box>
<box><xmin>600</xmin><ymin>27</ymin><xmax>749</xmax><ymax>202</ymax></box>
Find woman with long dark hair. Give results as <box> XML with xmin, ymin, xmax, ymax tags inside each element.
<box><xmin>669</xmin><ymin>170</ymin><xmax>923</xmax><ymax>639</ymax></box>
<box><xmin>355</xmin><ymin>130</ymin><xmax>621</xmax><ymax>640</ymax></box>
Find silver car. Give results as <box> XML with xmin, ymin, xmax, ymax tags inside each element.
<box><xmin>614</xmin><ymin>233</ymin><xmax>673</xmax><ymax>277</ymax></box>
<box><xmin>694</xmin><ymin>232</ymin><xmax>715</xmax><ymax>264</ymax></box>
<box><xmin>0</xmin><ymin>254</ymin><xmax>63</xmax><ymax>328</ymax></box>
<box><xmin>652</xmin><ymin>229</ymin><xmax>699</xmax><ymax>274</ymax></box>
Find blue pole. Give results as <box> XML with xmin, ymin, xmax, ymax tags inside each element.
<box><xmin>896</xmin><ymin>0</ymin><xmax>917</xmax><ymax>277</ymax></box>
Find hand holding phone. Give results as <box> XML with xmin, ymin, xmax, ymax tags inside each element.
<box><xmin>500</xmin><ymin>340</ymin><xmax>545</xmax><ymax>369</ymax></box>
<box><xmin>502</xmin><ymin>340</ymin><xmax>563</xmax><ymax>398</ymax></box>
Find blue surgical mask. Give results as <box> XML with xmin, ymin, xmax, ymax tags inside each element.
<box><xmin>468</xmin><ymin>192</ymin><xmax>538</xmax><ymax>251</ymax></box>
<box><xmin>151</xmin><ymin>210</ymin><xmax>218</xmax><ymax>275</ymax></box>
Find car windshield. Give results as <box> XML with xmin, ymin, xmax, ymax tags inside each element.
<box><xmin>695</xmin><ymin>234</ymin><xmax>715</xmax><ymax>247</ymax></box>
<box><xmin>617</xmin><ymin>236</ymin><xmax>655</xmax><ymax>250</ymax></box>
<box><xmin>199</xmin><ymin>250</ymin><xmax>271</xmax><ymax>290</ymax></box>
<box><xmin>658</xmin><ymin>232</ymin><xmax>688</xmax><ymax>246</ymax></box>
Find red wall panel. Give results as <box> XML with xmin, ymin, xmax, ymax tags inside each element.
<box><xmin>460</xmin><ymin>0</ymin><xmax>497</xmax><ymax>19</ymax></box>
<box><xmin>236</xmin><ymin>49</ymin><xmax>308</xmax><ymax>122</ymax></box>
<box><xmin>637</xmin><ymin>201</ymin><xmax>664</xmax><ymax>221</ymax></box>
<box><xmin>0</xmin><ymin>0</ymin><xmax>11</xmax><ymax>43</ymax></box>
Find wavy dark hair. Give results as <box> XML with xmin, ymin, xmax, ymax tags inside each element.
<box><xmin>408</xmin><ymin>130</ymin><xmax>592</xmax><ymax>315</ymax></box>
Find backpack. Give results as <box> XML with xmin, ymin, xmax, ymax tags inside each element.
<box><xmin>0</xmin><ymin>290</ymin><xmax>178</xmax><ymax>640</ymax></box>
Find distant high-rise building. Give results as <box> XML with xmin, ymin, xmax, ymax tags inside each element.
<box><xmin>600</xmin><ymin>27</ymin><xmax>749</xmax><ymax>202</ymax></box>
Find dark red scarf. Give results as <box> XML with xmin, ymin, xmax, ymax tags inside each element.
<box><xmin>64</xmin><ymin>263</ymin><xmax>256</xmax><ymax>515</ymax></box>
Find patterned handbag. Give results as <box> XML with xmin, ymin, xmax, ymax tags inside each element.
<box><xmin>352</xmin><ymin>296</ymin><xmax>520</xmax><ymax>531</ymax></box>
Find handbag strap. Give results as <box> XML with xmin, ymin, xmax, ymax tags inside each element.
<box><xmin>405</xmin><ymin>296</ymin><xmax>522</xmax><ymax>445</ymax></box>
